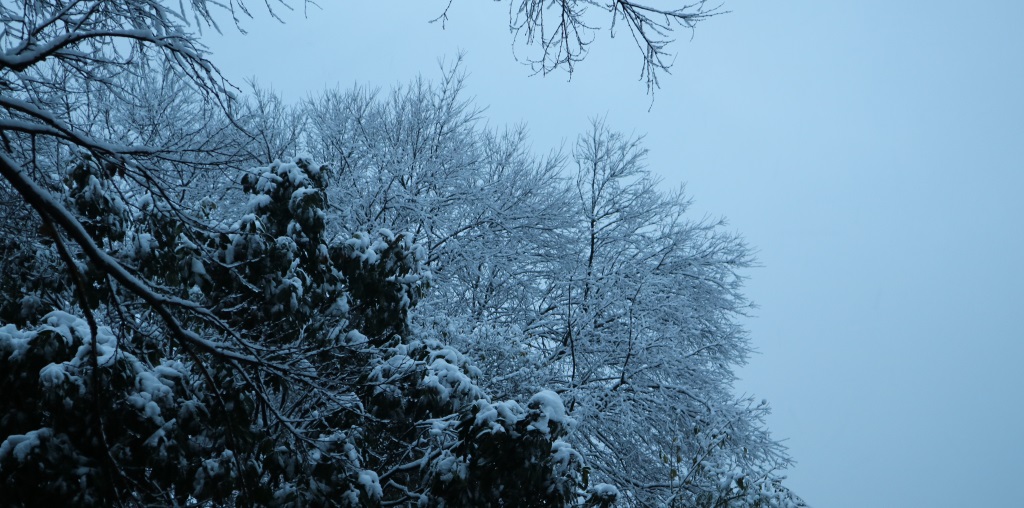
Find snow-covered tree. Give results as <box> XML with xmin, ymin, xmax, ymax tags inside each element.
<box><xmin>302</xmin><ymin>72</ymin><xmax>805</xmax><ymax>506</ymax></box>
<box><xmin>0</xmin><ymin>2</ymin><xmax>588</xmax><ymax>506</ymax></box>
<box><xmin>1</xmin><ymin>1</ymin><xmax>802</xmax><ymax>506</ymax></box>
<box><xmin>548</xmin><ymin>120</ymin><xmax>802</xmax><ymax>506</ymax></box>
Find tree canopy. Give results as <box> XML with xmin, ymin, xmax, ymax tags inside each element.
<box><xmin>0</xmin><ymin>1</ymin><xmax>802</xmax><ymax>506</ymax></box>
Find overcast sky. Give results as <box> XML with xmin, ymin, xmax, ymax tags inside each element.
<box><xmin>203</xmin><ymin>1</ymin><xmax>1024</xmax><ymax>506</ymax></box>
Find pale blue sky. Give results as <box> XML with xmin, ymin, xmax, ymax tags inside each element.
<box><xmin>204</xmin><ymin>2</ymin><xmax>1024</xmax><ymax>506</ymax></box>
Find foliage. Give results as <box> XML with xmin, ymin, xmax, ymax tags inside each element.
<box><xmin>0</xmin><ymin>153</ymin><xmax>584</xmax><ymax>505</ymax></box>
<box><xmin>0</xmin><ymin>1</ymin><xmax>802</xmax><ymax>507</ymax></box>
<box><xmin>303</xmin><ymin>70</ymin><xmax>806</xmax><ymax>507</ymax></box>
<box><xmin>0</xmin><ymin>1</ymin><xmax>585</xmax><ymax>506</ymax></box>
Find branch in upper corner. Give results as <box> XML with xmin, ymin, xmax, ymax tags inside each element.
<box><xmin>494</xmin><ymin>0</ymin><xmax>725</xmax><ymax>95</ymax></box>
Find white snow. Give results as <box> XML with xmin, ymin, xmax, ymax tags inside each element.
<box><xmin>38</xmin><ymin>363</ymin><xmax>68</xmax><ymax>389</ymax></box>
<box><xmin>132</xmin><ymin>232</ymin><xmax>156</xmax><ymax>258</ymax></box>
<box><xmin>527</xmin><ymin>389</ymin><xmax>573</xmax><ymax>434</ymax></box>
<box><xmin>550</xmin><ymin>439</ymin><xmax>580</xmax><ymax>474</ymax></box>
<box><xmin>473</xmin><ymin>399</ymin><xmax>524</xmax><ymax>433</ymax></box>
<box><xmin>246</xmin><ymin>193</ymin><xmax>272</xmax><ymax>211</ymax></box>
<box><xmin>357</xmin><ymin>470</ymin><xmax>383</xmax><ymax>499</ymax></box>
<box><xmin>590</xmin><ymin>483</ymin><xmax>619</xmax><ymax>498</ymax></box>
<box><xmin>432</xmin><ymin>453</ymin><xmax>468</xmax><ymax>482</ymax></box>
<box><xmin>0</xmin><ymin>428</ymin><xmax>53</xmax><ymax>462</ymax></box>
<box><xmin>0</xmin><ymin>323</ymin><xmax>35</xmax><ymax>360</ymax></box>
<box><xmin>345</xmin><ymin>329</ymin><xmax>368</xmax><ymax>346</ymax></box>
